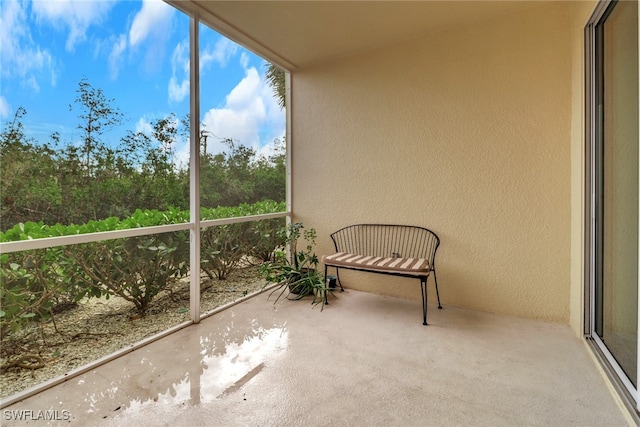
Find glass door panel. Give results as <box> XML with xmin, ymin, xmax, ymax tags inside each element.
<box><xmin>594</xmin><ymin>0</ymin><xmax>639</xmax><ymax>388</ymax></box>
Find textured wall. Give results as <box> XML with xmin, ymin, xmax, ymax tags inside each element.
<box><xmin>291</xmin><ymin>3</ymin><xmax>574</xmax><ymax>321</ymax></box>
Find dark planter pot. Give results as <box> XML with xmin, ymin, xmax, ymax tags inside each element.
<box><xmin>288</xmin><ymin>282</ymin><xmax>311</xmax><ymax>295</ymax></box>
<box><xmin>287</xmin><ymin>268</ymin><xmax>316</xmax><ymax>296</ymax></box>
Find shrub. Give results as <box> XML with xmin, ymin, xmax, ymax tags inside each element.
<box><xmin>0</xmin><ymin>247</ymin><xmax>78</xmax><ymax>338</ymax></box>
<box><xmin>67</xmin><ymin>232</ymin><xmax>189</xmax><ymax>315</ymax></box>
<box><xmin>200</xmin><ymin>201</ymin><xmax>285</xmax><ymax>280</ymax></box>
<box><xmin>0</xmin><ymin>200</ymin><xmax>285</xmax><ymax>335</ymax></box>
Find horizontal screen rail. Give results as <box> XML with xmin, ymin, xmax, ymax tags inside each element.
<box><xmin>0</xmin><ymin>211</ymin><xmax>289</xmax><ymax>254</ymax></box>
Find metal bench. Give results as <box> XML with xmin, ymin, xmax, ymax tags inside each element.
<box><xmin>322</xmin><ymin>224</ymin><xmax>441</xmax><ymax>325</ymax></box>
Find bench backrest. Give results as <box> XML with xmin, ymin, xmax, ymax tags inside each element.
<box><xmin>329</xmin><ymin>224</ymin><xmax>440</xmax><ymax>268</ymax></box>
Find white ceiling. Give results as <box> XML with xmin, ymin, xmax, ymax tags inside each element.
<box><xmin>168</xmin><ymin>1</ymin><xmax>548</xmax><ymax>70</ymax></box>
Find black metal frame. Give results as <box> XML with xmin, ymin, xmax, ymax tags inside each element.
<box><xmin>323</xmin><ymin>224</ymin><xmax>441</xmax><ymax>325</ymax></box>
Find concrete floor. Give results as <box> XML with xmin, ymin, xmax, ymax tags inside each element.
<box><xmin>1</xmin><ymin>289</ymin><xmax>632</xmax><ymax>426</ymax></box>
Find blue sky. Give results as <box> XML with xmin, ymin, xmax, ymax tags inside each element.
<box><xmin>0</xmin><ymin>0</ymin><xmax>286</xmax><ymax>167</ymax></box>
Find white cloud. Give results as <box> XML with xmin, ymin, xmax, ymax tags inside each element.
<box><xmin>31</xmin><ymin>0</ymin><xmax>114</xmax><ymax>52</ymax></box>
<box><xmin>135</xmin><ymin>117</ymin><xmax>153</xmax><ymax>135</ymax></box>
<box><xmin>168</xmin><ymin>76</ymin><xmax>190</xmax><ymax>104</ymax></box>
<box><xmin>201</xmin><ymin>38</ymin><xmax>238</xmax><ymax>70</ymax></box>
<box><xmin>0</xmin><ymin>96</ymin><xmax>10</xmax><ymax>119</ymax></box>
<box><xmin>239</xmin><ymin>52</ymin><xmax>250</xmax><ymax>69</ymax></box>
<box><xmin>128</xmin><ymin>0</ymin><xmax>174</xmax><ymax>75</ymax></box>
<box><xmin>202</xmin><ymin>67</ymin><xmax>264</xmax><ymax>153</ymax></box>
<box><xmin>28</xmin><ymin>0</ymin><xmax>173</xmax><ymax>81</ymax></box>
<box><xmin>168</xmin><ymin>38</ymin><xmax>190</xmax><ymax>103</ymax></box>
<box><xmin>108</xmin><ymin>34</ymin><xmax>127</xmax><ymax>79</ymax></box>
<box><xmin>201</xmin><ymin>65</ymin><xmax>285</xmax><ymax>157</ymax></box>
<box><xmin>226</xmin><ymin>68</ymin><xmax>263</xmax><ymax>110</ymax></box>
<box><xmin>129</xmin><ymin>0</ymin><xmax>174</xmax><ymax>47</ymax></box>
<box><xmin>24</xmin><ymin>75</ymin><xmax>40</xmax><ymax>92</ymax></box>
<box><xmin>2</xmin><ymin>0</ymin><xmax>116</xmax><ymax>91</ymax></box>
<box><xmin>129</xmin><ymin>0</ymin><xmax>173</xmax><ymax>48</ymax></box>
<box><xmin>167</xmin><ymin>36</ymin><xmax>241</xmax><ymax>104</ymax></box>
<box><xmin>167</xmin><ymin>58</ymin><xmax>286</xmax><ymax>169</ymax></box>
<box><xmin>0</xmin><ymin>0</ymin><xmax>54</xmax><ymax>87</ymax></box>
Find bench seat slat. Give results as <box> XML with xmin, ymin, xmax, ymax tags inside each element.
<box><xmin>322</xmin><ymin>252</ymin><xmax>430</xmax><ymax>276</ymax></box>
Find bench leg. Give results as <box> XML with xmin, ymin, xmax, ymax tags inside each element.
<box><xmin>420</xmin><ymin>277</ymin><xmax>428</xmax><ymax>325</ymax></box>
<box><xmin>322</xmin><ymin>266</ymin><xmax>345</xmax><ymax>305</ymax></box>
<box><xmin>323</xmin><ymin>265</ymin><xmax>329</xmax><ymax>305</ymax></box>
<box><xmin>336</xmin><ymin>269</ymin><xmax>344</xmax><ymax>291</ymax></box>
<box><xmin>433</xmin><ymin>269</ymin><xmax>442</xmax><ymax>309</ymax></box>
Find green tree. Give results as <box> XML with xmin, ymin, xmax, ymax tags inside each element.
<box><xmin>265</xmin><ymin>63</ymin><xmax>286</xmax><ymax>109</ymax></box>
<box><xmin>254</xmin><ymin>138</ymin><xmax>286</xmax><ymax>203</ymax></box>
<box><xmin>0</xmin><ymin>108</ymin><xmax>62</xmax><ymax>229</ymax></box>
<box><xmin>50</xmin><ymin>131</ymin><xmax>89</xmax><ymax>224</ymax></box>
<box><xmin>0</xmin><ymin>77</ymin><xmax>285</xmax><ymax>231</ymax></box>
<box><xmin>137</xmin><ymin>114</ymin><xmax>188</xmax><ymax>211</ymax></box>
<box><xmin>0</xmin><ymin>107</ymin><xmax>32</xmax><ymax>226</ymax></box>
<box><xmin>72</xmin><ymin>77</ymin><xmax>123</xmax><ymax>176</ymax></box>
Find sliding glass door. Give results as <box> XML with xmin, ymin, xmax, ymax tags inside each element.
<box><xmin>588</xmin><ymin>0</ymin><xmax>639</xmax><ymax>402</ymax></box>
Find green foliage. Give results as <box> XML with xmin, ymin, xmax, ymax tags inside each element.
<box><xmin>73</xmin><ymin>76</ymin><xmax>124</xmax><ymax>176</ymax></box>
<box><xmin>66</xmin><ymin>232</ymin><xmax>189</xmax><ymax>315</ymax></box>
<box><xmin>0</xmin><ymin>201</ymin><xmax>286</xmax><ymax>337</ymax></box>
<box><xmin>260</xmin><ymin>222</ymin><xmax>328</xmax><ymax>306</ymax></box>
<box><xmin>0</xmin><ymin>80</ymin><xmax>285</xmax><ymax>232</ymax></box>
<box><xmin>265</xmin><ymin>62</ymin><xmax>286</xmax><ymax>110</ymax></box>
<box><xmin>253</xmin><ymin>140</ymin><xmax>286</xmax><ymax>204</ymax></box>
<box><xmin>0</xmin><ymin>257</ymin><xmax>37</xmax><ymax>336</ymax></box>
<box><xmin>200</xmin><ymin>202</ymin><xmax>286</xmax><ymax>280</ymax></box>
<box><xmin>200</xmin><ymin>138</ymin><xmax>285</xmax><ymax>209</ymax></box>
<box><xmin>0</xmin><ymin>201</ymin><xmax>285</xmax><ymax>243</ymax></box>
<box><xmin>0</xmin><ymin>247</ymin><xmax>78</xmax><ymax>338</ymax></box>
<box><xmin>201</xmin><ymin>223</ymin><xmax>249</xmax><ymax>280</ymax></box>
<box><xmin>249</xmin><ymin>216</ymin><xmax>287</xmax><ymax>263</ymax></box>
<box><xmin>0</xmin><ymin>75</ymin><xmax>287</xmax><ymax>338</ymax></box>
<box><xmin>0</xmin><ymin>108</ymin><xmax>62</xmax><ymax>227</ymax></box>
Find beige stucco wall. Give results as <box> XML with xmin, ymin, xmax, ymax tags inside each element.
<box><xmin>291</xmin><ymin>2</ymin><xmax>575</xmax><ymax>321</ymax></box>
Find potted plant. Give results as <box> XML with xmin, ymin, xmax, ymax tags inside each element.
<box><xmin>259</xmin><ymin>222</ymin><xmax>329</xmax><ymax>306</ymax></box>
